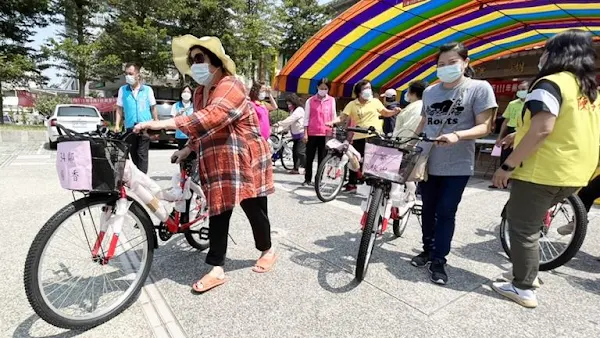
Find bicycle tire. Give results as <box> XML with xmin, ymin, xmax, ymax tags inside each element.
<box><xmin>393</xmin><ymin>208</ymin><xmax>411</xmax><ymax>237</ymax></box>
<box><xmin>355</xmin><ymin>187</ymin><xmax>384</xmax><ymax>281</ymax></box>
<box><xmin>315</xmin><ymin>154</ymin><xmax>346</xmax><ymax>202</ymax></box>
<box><xmin>280</xmin><ymin>139</ymin><xmax>295</xmax><ymax>170</ymax></box>
<box><xmin>499</xmin><ymin>194</ymin><xmax>588</xmax><ymax>271</ymax></box>
<box><xmin>184</xmin><ymin>195</ymin><xmax>210</xmax><ymax>251</ymax></box>
<box><xmin>24</xmin><ymin>195</ymin><xmax>155</xmax><ymax>330</ymax></box>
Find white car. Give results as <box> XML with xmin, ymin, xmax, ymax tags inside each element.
<box><xmin>46</xmin><ymin>104</ymin><xmax>106</xmax><ymax>148</ymax></box>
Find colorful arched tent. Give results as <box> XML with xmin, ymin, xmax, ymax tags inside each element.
<box><xmin>275</xmin><ymin>0</ymin><xmax>600</xmax><ymax>98</ymax></box>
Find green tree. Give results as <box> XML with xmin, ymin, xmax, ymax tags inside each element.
<box><xmin>35</xmin><ymin>94</ymin><xmax>72</xmax><ymax>116</ymax></box>
<box><xmin>277</xmin><ymin>0</ymin><xmax>330</xmax><ymax>62</ymax></box>
<box><xmin>96</xmin><ymin>0</ymin><xmax>173</xmax><ymax>79</ymax></box>
<box><xmin>0</xmin><ymin>0</ymin><xmax>51</xmax><ymax>124</ymax></box>
<box><xmin>43</xmin><ymin>0</ymin><xmax>104</xmax><ymax>97</ymax></box>
<box><xmin>236</xmin><ymin>0</ymin><xmax>281</xmax><ymax>81</ymax></box>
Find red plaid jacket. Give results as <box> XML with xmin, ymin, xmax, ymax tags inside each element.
<box><xmin>174</xmin><ymin>76</ymin><xmax>274</xmax><ymax>216</ymax></box>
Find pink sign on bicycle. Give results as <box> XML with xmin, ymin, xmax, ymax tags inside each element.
<box><xmin>363</xmin><ymin>143</ymin><xmax>403</xmax><ymax>182</ymax></box>
<box><xmin>56</xmin><ymin>141</ymin><xmax>93</xmax><ymax>191</ymax></box>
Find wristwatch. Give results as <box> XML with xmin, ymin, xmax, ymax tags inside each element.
<box><xmin>501</xmin><ymin>163</ymin><xmax>515</xmax><ymax>172</ymax></box>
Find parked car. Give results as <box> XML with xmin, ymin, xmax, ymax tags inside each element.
<box><xmin>3</xmin><ymin>115</ymin><xmax>14</xmax><ymax>124</ymax></box>
<box><xmin>46</xmin><ymin>104</ymin><xmax>105</xmax><ymax>148</ymax></box>
<box><xmin>152</xmin><ymin>100</ymin><xmax>177</xmax><ymax>145</ymax></box>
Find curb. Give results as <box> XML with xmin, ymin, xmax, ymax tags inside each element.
<box><xmin>0</xmin><ymin>130</ymin><xmax>47</xmax><ymax>143</ymax></box>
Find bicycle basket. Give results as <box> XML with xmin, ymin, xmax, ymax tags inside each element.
<box><xmin>362</xmin><ymin>137</ymin><xmax>423</xmax><ymax>184</ymax></box>
<box><xmin>56</xmin><ymin>134</ymin><xmax>130</xmax><ymax>193</ymax></box>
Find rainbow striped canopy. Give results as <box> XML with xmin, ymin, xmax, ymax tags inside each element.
<box><xmin>275</xmin><ymin>0</ymin><xmax>600</xmax><ymax>97</ymax></box>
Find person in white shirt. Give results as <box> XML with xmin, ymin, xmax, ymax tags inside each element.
<box><xmin>393</xmin><ymin>80</ymin><xmax>428</xmax><ymax>217</ymax></box>
<box><xmin>274</xmin><ymin>93</ymin><xmax>305</xmax><ymax>174</ymax></box>
<box><xmin>393</xmin><ymin>80</ymin><xmax>427</xmax><ymax>139</ymax></box>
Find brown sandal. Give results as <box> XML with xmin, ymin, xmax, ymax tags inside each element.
<box><xmin>191</xmin><ymin>274</ymin><xmax>226</xmax><ymax>293</ymax></box>
<box><xmin>252</xmin><ymin>253</ymin><xmax>278</xmax><ymax>273</ymax></box>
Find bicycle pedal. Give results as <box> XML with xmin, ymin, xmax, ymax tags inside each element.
<box><xmin>199</xmin><ymin>227</ymin><xmax>209</xmax><ymax>240</ymax></box>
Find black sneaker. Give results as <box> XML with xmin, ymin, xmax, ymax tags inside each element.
<box><xmin>429</xmin><ymin>261</ymin><xmax>448</xmax><ymax>285</ymax></box>
<box><xmin>410</xmin><ymin>252</ymin><xmax>431</xmax><ymax>267</ymax></box>
<box><xmin>302</xmin><ymin>181</ymin><xmax>312</xmax><ymax>187</ymax></box>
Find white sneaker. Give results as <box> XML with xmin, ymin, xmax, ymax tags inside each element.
<box><xmin>492</xmin><ymin>282</ymin><xmax>538</xmax><ymax>308</ymax></box>
<box><xmin>501</xmin><ymin>268</ymin><xmax>541</xmax><ymax>288</ymax></box>
<box><xmin>557</xmin><ymin>221</ymin><xmax>575</xmax><ymax>236</ymax></box>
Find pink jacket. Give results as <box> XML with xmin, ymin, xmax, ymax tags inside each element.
<box><xmin>304</xmin><ymin>95</ymin><xmax>336</xmax><ymax>136</ymax></box>
<box><xmin>251</xmin><ymin>101</ymin><xmax>271</xmax><ymax>140</ymax></box>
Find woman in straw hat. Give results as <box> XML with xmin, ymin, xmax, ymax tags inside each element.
<box><xmin>133</xmin><ymin>35</ymin><xmax>277</xmax><ymax>293</ymax></box>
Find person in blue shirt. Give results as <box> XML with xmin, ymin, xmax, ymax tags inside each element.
<box><xmin>170</xmin><ymin>85</ymin><xmax>194</xmax><ymax>150</ymax></box>
<box><xmin>114</xmin><ymin>62</ymin><xmax>158</xmax><ymax>174</ymax></box>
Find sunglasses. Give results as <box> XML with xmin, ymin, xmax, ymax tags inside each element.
<box><xmin>188</xmin><ymin>52</ymin><xmax>205</xmax><ymax>65</ymax></box>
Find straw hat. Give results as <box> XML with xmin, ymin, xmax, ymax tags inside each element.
<box><xmin>172</xmin><ymin>35</ymin><xmax>236</xmax><ymax>77</ymax></box>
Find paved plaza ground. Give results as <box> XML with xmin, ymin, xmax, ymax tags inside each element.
<box><xmin>1</xmin><ymin>141</ymin><xmax>600</xmax><ymax>338</ymax></box>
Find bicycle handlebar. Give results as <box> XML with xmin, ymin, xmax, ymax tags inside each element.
<box><xmin>344</xmin><ymin>126</ymin><xmax>437</xmax><ymax>143</ymax></box>
<box><xmin>55</xmin><ymin>123</ymin><xmax>162</xmax><ymax>142</ymax></box>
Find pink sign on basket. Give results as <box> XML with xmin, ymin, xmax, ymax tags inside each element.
<box><xmin>56</xmin><ymin>141</ymin><xmax>93</xmax><ymax>191</ymax></box>
<box><xmin>363</xmin><ymin>143</ymin><xmax>403</xmax><ymax>181</ymax></box>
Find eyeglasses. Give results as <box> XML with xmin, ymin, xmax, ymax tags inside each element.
<box><xmin>189</xmin><ymin>52</ymin><xmax>205</xmax><ymax>65</ymax></box>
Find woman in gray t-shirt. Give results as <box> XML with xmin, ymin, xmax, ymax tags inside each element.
<box><xmin>411</xmin><ymin>42</ymin><xmax>498</xmax><ymax>285</ymax></box>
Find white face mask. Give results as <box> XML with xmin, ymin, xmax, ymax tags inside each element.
<box><xmin>516</xmin><ymin>90</ymin><xmax>528</xmax><ymax>99</ymax></box>
<box><xmin>125</xmin><ymin>75</ymin><xmax>136</xmax><ymax>86</ymax></box>
<box><xmin>437</xmin><ymin>63</ymin><xmax>463</xmax><ymax>83</ymax></box>
<box><xmin>258</xmin><ymin>92</ymin><xmax>267</xmax><ymax>101</ymax></box>
<box><xmin>181</xmin><ymin>92</ymin><xmax>192</xmax><ymax>101</ymax></box>
<box><xmin>360</xmin><ymin>88</ymin><xmax>373</xmax><ymax>100</ymax></box>
<box><xmin>190</xmin><ymin>63</ymin><xmax>214</xmax><ymax>86</ymax></box>
<box><xmin>404</xmin><ymin>92</ymin><xmax>410</xmax><ymax>103</ymax></box>
<box><xmin>318</xmin><ymin>89</ymin><xmax>328</xmax><ymax>97</ymax></box>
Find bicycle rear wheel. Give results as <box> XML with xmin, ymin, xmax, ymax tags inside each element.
<box><xmin>280</xmin><ymin>139</ymin><xmax>295</xmax><ymax>170</ymax></box>
<box><xmin>315</xmin><ymin>154</ymin><xmax>347</xmax><ymax>202</ymax></box>
<box><xmin>184</xmin><ymin>194</ymin><xmax>210</xmax><ymax>251</ymax></box>
<box><xmin>499</xmin><ymin>194</ymin><xmax>587</xmax><ymax>271</ymax></box>
<box><xmin>24</xmin><ymin>195</ymin><xmax>155</xmax><ymax>330</ymax></box>
<box><xmin>355</xmin><ymin>187</ymin><xmax>384</xmax><ymax>281</ymax></box>
<box><xmin>393</xmin><ymin>208</ymin><xmax>411</xmax><ymax>238</ymax></box>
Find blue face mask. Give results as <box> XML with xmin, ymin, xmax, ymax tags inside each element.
<box><xmin>437</xmin><ymin>63</ymin><xmax>463</xmax><ymax>83</ymax></box>
<box><xmin>190</xmin><ymin>63</ymin><xmax>214</xmax><ymax>85</ymax></box>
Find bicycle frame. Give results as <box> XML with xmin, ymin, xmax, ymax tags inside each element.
<box><xmin>91</xmin><ymin>159</ymin><xmax>208</xmax><ymax>264</ymax></box>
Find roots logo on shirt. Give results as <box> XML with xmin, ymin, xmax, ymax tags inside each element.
<box><xmin>425</xmin><ymin>98</ymin><xmax>464</xmax><ymax>125</ymax></box>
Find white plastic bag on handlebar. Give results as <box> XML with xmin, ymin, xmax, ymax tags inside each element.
<box><xmin>325</xmin><ymin>139</ymin><xmax>361</xmax><ymax>172</ymax></box>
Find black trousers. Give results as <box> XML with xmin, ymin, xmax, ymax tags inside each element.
<box><xmin>348</xmin><ymin>138</ymin><xmax>366</xmax><ymax>185</ymax></box>
<box><xmin>578</xmin><ymin>174</ymin><xmax>600</xmax><ymax>212</ymax></box>
<box><xmin>304</xmin><ymin>136</ymin><xmax>327</xmax><ymax>183</ymax></box>
<box><xmin>292</xmin><ymin>139</ymin><xmax>306</xmax><ymax>170</ymax></box>
<box><xmin>126</xmin><ymin>130</ymin><xmax>150</xmax><ymax>174</ymax></box>
<box><xmin>206</xmin><ymin>196</ymin><xmax>272</xmax><ymax>266</ymax></box>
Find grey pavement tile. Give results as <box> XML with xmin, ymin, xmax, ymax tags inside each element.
<box><xmin>4</xmin><ymin>149</ymin><xmax>600</xmax><ymax>337</ymax></box>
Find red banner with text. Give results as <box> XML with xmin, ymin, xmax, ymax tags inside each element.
<box><xmin>488</xmin><ymin>80</ymin><xmax>521</xmax><ymax>96</ymax></box>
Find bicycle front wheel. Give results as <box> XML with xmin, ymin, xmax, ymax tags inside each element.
<box><xmin>24</xmin><ymin>195</ymin><xmax>155</xmax><ymax>330</ymax></box>
<box><xmin>499</xmin><ymin>194</ymin><xmax>588</xmax><ymax>271</ymax></box>
<box><xmin>355</xmin><ymin>187</ymin><xmax>384</xmax><ymax>281</ymax></box>
<box><xmin>315</xmin><ymin>154</ymin><xmax>347</xmax><ymax>202</ymax></box>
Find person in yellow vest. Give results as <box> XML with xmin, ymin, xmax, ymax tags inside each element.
<box><xmin>489</xmin><ymin>81</ymin><xmax>529</xmax><ymax>189</ymax></box>
<box><xmin>491</xmin><ymin>29</ymin><xmax>600</xmax><ymax>308</ymax></box>
<box><xmin>327</xmin><ymin>79</ymin><xmax>402</xmax><ymax>192</ymax></box>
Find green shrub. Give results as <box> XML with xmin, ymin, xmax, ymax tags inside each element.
<box><xmin>269</xmin><ymin>109</ymin><xmax>289</xmax><ymax>124</ymax></box>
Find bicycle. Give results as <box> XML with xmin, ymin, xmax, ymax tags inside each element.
<box><xmin>24</xmin><ymin>124</ymin><xmax>210</xmax><ymax>330</ymax></box>
<box><xmin>268</xmin><ymin>126</ymin><xmax>294</xmax><ymax>170</ymax></box>
<box><xmin>314</xmin><ymin>126</ymin><xmax>361</xmax><ymax>202</ymax></box>
<box><xmin>499</xmin><ymin>194</ymin><xmax>587</xmax><ymax>271</ymax></box>
<box><xmin>347</xmin><ymin>126</ymin><xmax>435</xmax><ymax>281</ymax></box>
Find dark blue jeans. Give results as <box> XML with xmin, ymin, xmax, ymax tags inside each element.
<box><xmin>419</xmin><ymin>175</ymin><xmax>470</xmax><ymax>264</ymax></box>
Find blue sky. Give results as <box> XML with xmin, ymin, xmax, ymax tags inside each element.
<box><xmin>32</xmin><ymin>0</ymin><xmax>335</xmax><ymax>86</ymax></box>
